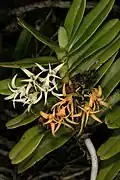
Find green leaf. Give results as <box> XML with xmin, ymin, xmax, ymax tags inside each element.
<box><xmin>101</xmin><ymin>58</ymin><xmax>120</xmax><ymax>99</ymax></box>
<box><xmin>12</xmin><ymin>29</ymin><xmax>32</xmax><ymax>60</ymax></box>
<box><xmin>92</xmin><ymin>53</ymin><xmax>117</xmax><ymax>87</ymax></box>
<box><xmin>58</xmin><ymin>26</ymin><xmax>68</xmax><ymax>48</ymax></box>
<box><xmin>0</xmin><ymin>78</ymin><xmax>23</xmax><ymax>96</ymax></box>
<box><xmin>17</xmin><ymin>18</ymin><xmax>62</xmax><ymax>54</ymax></box>
<box><xmin>6</xmin><ymin>109</ymin><xmax>40</xmax><ymax>129</ymax></box>
<box><xmin>96</xmin><ymin>34</ymin><xmax>120</xmax><ymax>69</ymax></box>
<box><xmin>97</xmin><ymin>153</ymin><xmax>120</xmax><ymax>180</ymax></box>
<box><xmin>0</xmin><ymin>56</ymin><xmax>58</xmax><ymax>68</ymax></box>
<box><xmin>6</xmin><ymin>97</ymin><xmax>57</xmax><ymax>129</ymax></box>
<box><xmin>68</xmin><ymin>0</ymin><xmax>115</xmax><ymax>52</ymax></box>
<box><xmin>96</xmin><ymin>90</ymin><xmax>120</xmax><ymax>119</ymax></box>
<box><xmin>97</xmin><ymin>130</ymin><xmax>120</xmax><ymax>160</ymax></box>
<box><xmin>64</xmin><ymin>0</ymin><xmax>86</xmax><ymax>40</ymax></box>
<box><xmin>17</xmin><ymin>127</ymin><xmax>72</xmax><ymax>173</ymax></box>
<box><xmin>10</xmin><ymin>126</ymin><xmax>45</xmax><ymax>164</ymax></box>
<box><xmin>68</xmin><ymin>19</ymin><xmax>120</xmax><ymax>73</ymax></box>
<box><xmin>105</xmin><ymin>106</ymin><xmax>120</xmax><ymax>129</ymax></box>
<box><xmin>70</xmin><ymin>33</ymin><xmax>120</xmax><ymax>77</ymax></box>
<box><xmin>108</xmin><ymin>91</ymin><xmax>120</xmax><ymax>107</ymax></box>
<box><xmin>77</xmin><ymin>20</ymin><xmax>120</xmax><ymax>59</ymax></box>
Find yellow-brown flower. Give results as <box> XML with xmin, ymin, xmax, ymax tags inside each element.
<box><xmin>89</xmin><ymin>85</ymin><xmax>110</xmax><ymax>110</ymax></box>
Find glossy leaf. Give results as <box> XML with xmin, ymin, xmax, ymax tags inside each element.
<box><xmin>58</xmin><ymin>26</ymin><xmax>68</xmax><ymax>48</ymax></box>
<box><xmin>108</xmin><ymin>91</ymin><xmax>120</xmax><ymax>107</ymax></box>
<box><xmin>97</xmin><ymin>130</ymin><xmax>120</xmax><ymax>160</ymax></box>
<box><xmin>92</xmin><ymin>53</ymin><xmax>117</xmax><ymax>87</ymax></box>
<box><xmin>97</xmin><ymin>153</ymin><xmax>120</xmax><ymax>180</ymax></box>
<box><xmin>68</xmin><ymin>0</ymin><xmax>115</xmax><ymax>52</ymax></box>
<box><xmin>6</xmin><ymin>97</ymin><xmax>57</xmax><ymax>129</ymax></box>
<box><xmin>6</xmin><ymin>109</ymin><xmax>40</xmax><ymax>129</ymax></box>
<box><xmin>70</xmin><ymin>33</ymin><xmax>120</xmax><ymax>76</ymax></box>
<box><xmin>96</xmin><ymin>34</ymin><xmax>120</xmax><ymax>69</ymax></box>
<box><xmin>0</xmin><ymin>56</ymin><xmax>58</xmax><ymax>68</ymax></box>
<box><xmin>10</xmin><ymin>126</ymin><xmax>45</xmax><ymax>164</ymax></box>
<box><xmin>78</xmin><ymin>20</ymin><xmax>120</xmax><ymax>59</ymax></box>
<box><xmin>105</xmin><ymin>106</ymin><xmax>120</xmax><ymax>129</ymax></box>
<box><xmin>101</xmin><ymin>58</ymin><xmax>120</xmax><ymax>99</ymax></box>
<box><xmin>17</xmin><ymin>18</ymin><xmax>62</xmax><ymax>54</ymax></box>
<box><xmin>0</xmin><ymin>78</ymin><xmax>23</xmax><ymax>96</ymax></box>
<box><xmin>9</xmin><ymin>126</ymin><xmax>40</xmax><ymax>160</ymax></box>
<box><xmin>69</xmin><ymin>19</ymin><xmax>119</xmax><ymax>58</ymax></box>
<box><xmin>69</xmin><ymin>32</ymin><xmax>120</xmax><ymax>76</ymax></box>
<box><xmin>18</xmin><ymin>127</ymin><xmax>72</xmax><ymax>173</ymax></box>
<box><xmin>64</xmin><ymin>0</ymin><xmax>86</xmax><ymax>39</ymax></box>
<box><xmin>12</xmin><ymin>29</ymin><xmax>32</xmax><ymax>60</ymax></box>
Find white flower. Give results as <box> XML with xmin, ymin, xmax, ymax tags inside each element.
<box><xmin>14</xmin><ymin>91</ymin><xmax>42</xmax><ymax>112</ymax></box>
<box><xmin>4</xmin><ymin>74</ymin><xmax>27</xmax><ymax>108</ymax></box>
<box><xmin>5</xmin><ymin>62</ymin><xmax>64</xmax><ymax>111</ymax></box>
<box><xmin>38</xmin><ymin>74</ymin><xmax>55</xmax><ymax>105</ymax></box>
<box><xmin>21</xmin><ymin>68</ymin><xmax>42</xmax><ymax>91</ymax></box>
<box><xmin>48</xmin><ymin>63</ymin><xmax>64</xmax><ymax>79</ymax></box>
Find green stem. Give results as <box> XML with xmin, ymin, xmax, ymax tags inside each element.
<box><xmin>59</xmin><ymin>56</ymin><xmax>70</xmax><ymax>84</ymax></box>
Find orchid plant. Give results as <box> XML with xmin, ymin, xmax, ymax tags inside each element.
<box><xmin>0</xmin><ymin>0</ymin><xmax>120</xmax><ymax>179</ymax></box>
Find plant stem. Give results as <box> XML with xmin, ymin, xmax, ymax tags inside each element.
<box><xmin>84</xmin><ymin>137</ymin><xmax>98</xmax><ymax>180</ymax></box>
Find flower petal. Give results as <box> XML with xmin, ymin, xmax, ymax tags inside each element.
<box><xmin>11</xmin><ymin>74</ymin><xmax>18</xmax><ymax>89</ymax></box>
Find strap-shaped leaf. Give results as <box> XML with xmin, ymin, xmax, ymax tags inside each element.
<box><xmin>108</xmin><ymin>91</ymin><xmax>120</xmax><ymax>107</ymax></box>
<box><xmin>78</xmin><ymin>20</ymin><xmax>120</xmax><ymax>59</ymax></box>
<box><xmin>9</xmin><ymin>126</ymin><xmax>45</xmax><ymax>164</ymax></box>
<box><xmin>92</xmin><ymin>53</ymin><xmax>117</xmax><ymax>87</ymax></box>
<box><xmin>69</xmin><ymin>19</ymin><xmax>119</xmax><ymax>56</ymax></box>
<box><xmin>6</xmin><ymin>110</ymin><xmax>40</xmax><ymax>129</ymax></box>
<box><xmin>97</xmin><ymin>153</ymin><xmax>120</xmax><ymax>180</ymax></box>
<box><xmin>0</xmin><ymin>56</ymin><xmax>57</xmax><ymax>68</ymax></box>
<box><xmin>105</xmin><ymin>106</ymin><xmax>120</xmax><ymax>129</ymax></box>
<box><xmin>64</xmin><ymin>0</ymin><xmax>86</xmax><ymax>40</ymax></box>
<box><xmin>68</xmin><ymin>19</ymin><xmax>120</xmax><ymax>72</ymax></box>
<box><xmin>17</xmin><ymin>127</ymin><xmax>72</xmax><ymax>173</ymax></box>
<box><xmin>0</xmin><ymin>78</ymin><xmax>23</xmax><ymax>95</ymax></box>
<box><xmin>97</xmin><ymin>130</ymin><xmax>120</xmax><ymax>160</ymax></box>
<box><xmin>12</xmin><ymin>29</ymin><xmax>32</xmax><ymax>60</ymax></box>
<box><xmin>70</xmin><ymin>34</ymin><xmax>120</xmax><ymax>77</ymax></box>
<box><xmin>6</xmin><ymin>97</ymin><xmax>57</xmax><ymax>129</ymax></box>
<box><xmin>101</xmin><ymin>58</ymin><xmax>120</xmax><ymax>99</ymax></box>
<box><xmin>96</xmin><ymin>34</ymin><xmax>120</xmax><ymax>69</ymax></box>
<box><xmin>17</xmin><ymin>18</ymin><xmax>62</xmax><ymax>54</ymax></box>
<box><xmin>68</xmin><ymin>0</ymin><xmax>115</xmax><ymax>52</ymax></box>
<box><xmin>58</xmin><ymin>26</ymin><xmax>68</xmax><ymax>48</ymax></box>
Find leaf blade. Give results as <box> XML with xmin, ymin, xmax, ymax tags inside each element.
<box><xmin>0</xmin><ymin>56</ymin><xmax>57</xmax><ymax>68</ymax></box>
<box><xmin>18</xmin><ymin>127</ymin><xmax>72</xmax><ymax>173</ymax></box>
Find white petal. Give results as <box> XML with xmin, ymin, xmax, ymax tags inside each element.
<box><xmin>36</xmin><ymin>63</ymin><xmax>48</xmax><ymax>72</ymax></box>
<box><xmin>49</xmin><ymin>63</ymin><xmax>52</xmax><ymax>73</ymax></box>
<box><xmin>26</xmin><ymin>83</ymin><xmax>32</xmax><ymax>95</ymax></box>
<box><xmin>51</xmin><ymin>78</ymin><xmax>58</xmax><ymax>90</ymax></box>
<box><xmin>35</xmin><ymin>72</ymin><xmax>42</xmax><ymax>80</ymax></box>
<box><xmin>4</xmin><ymin>93</ymin><xmax>15</xmax><ymax>100</ymax></box>
<box><xmin>11</xmin><ymin>74</ymin><xmax>18</xmax><ymax>89</ymax></box>
<box><xmin>33</xmin><ymin>92</ymin><xmax>42</xmax><ymax>104</ymax></box>
<box><xmin>43</xmin><ymin>74</ymin><xmax>50</xmax><ymax>87</ymax></box>
<box><xmin>48</xmin><ymin>86</ymin><xmax>55</xmax><ymax>92</ymax></box>
<box><xmin>21</xmin><ymin>79</ymin><xmax>33</xmax><ymax>83</ymax></box>
<box><xmin>52</xmin><ymin>63</ymin><xmax>64</xmax><ymax>74</ymax></box>
<box><xmin>44</xmin><ymin>91</ymin><xmax>48</xmax><ymax>105</ymax></box>
<box><xmin>21</xmin><ymin>68</ymin><xmax>34</xmax><ymax>77</ymax></box>
<box><xmin>36</xmin><ymin>84</ymin><xmax>43</xmax><ymax>91</ymax></box>
<box><xmin>27</xmin><ymin>104</ymin><xmax>32</xmax><ymax>112</ymax></box>
<box><xmin>51</xmin><ymin>91</ymin><xmax>63</xmax><ymax>97</ymax></box>
<box><xmin>13</xmin><ymin>98</ymin><xmax>26</xmax><ymax>103</ymax></box>
<box><xmin>8</xmin><ymin>84</ymin><xmax>16</xmax><ymax>92</ymax></box>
